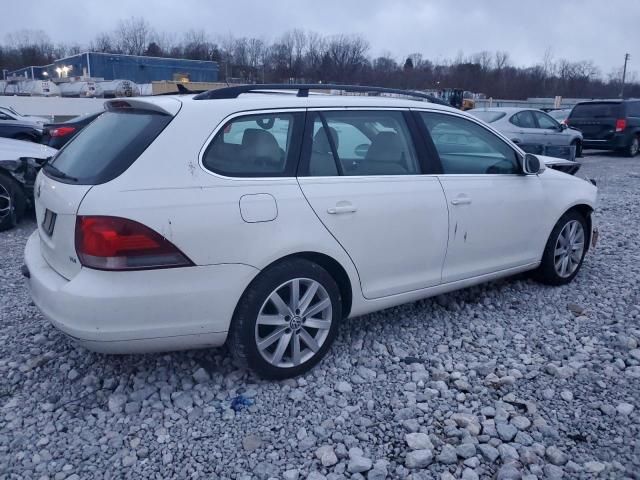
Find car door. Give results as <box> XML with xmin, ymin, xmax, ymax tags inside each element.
<box><xmin>509</xmin><ymin>111</ymin><xmax>544</xmax><ymax>147</ymax></box>
<box><xmin>297</xmin><ymin>109</ymin><xmax>449</xmax><ymax>299</ymax></box>
<box><xmin>533</xmin><ymin>111</ymin><xmax>567</xmax><ymax>146</ymax></box>
<box><xmin>417</xmin><ymin>110</ymin><xmax>547</xmax><ymax>283</ymax></box>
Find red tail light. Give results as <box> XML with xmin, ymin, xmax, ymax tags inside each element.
<box><xmin>50</xmin><ymin>126</ymin><xmax>76</xmax><ymax>137</ymax></box>
<box><xmin>615</xmin><ymin>119</ymin><xmax>627</xmax><ymax>132</ymax></box>
<box><xmin>75</xmin><ymin>216</ymin><xmax>193</xmax><ymax>271</ymax></box>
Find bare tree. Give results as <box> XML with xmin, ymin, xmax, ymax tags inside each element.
<box><xmin>494</xmin><ymin>51</ymin><xmax>510</xmax><ymax>70</ymax></box>
<box><xmin>115</xmin><ymin>17</ymin><xmax>154</xmax><ymax>56</ymax></box>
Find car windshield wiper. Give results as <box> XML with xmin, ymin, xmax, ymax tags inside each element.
<box><xmin>43</xmin><ymin>163</ymin><xmax>78</xmax><ymax>182</ymax></box>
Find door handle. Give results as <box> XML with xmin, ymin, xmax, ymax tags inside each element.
<box><xmin>328</xmin><ymin>204</ymin><xmax>357</xmax><ymax>214</ymax></box>
<box><xmin>451</xmin><ymin>196</ymin><xmax>472</xmax><ymax>206</ymax></box>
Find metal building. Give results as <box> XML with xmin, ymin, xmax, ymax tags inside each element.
<box><xmin>8</xmin><ymin>52</ymin><xmax>219</xmax><ymax>84</ymax></box>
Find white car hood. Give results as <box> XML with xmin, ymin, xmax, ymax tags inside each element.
<box><xmin>0</xmin><ymin>137</ymin><xmax>57</xmax><ymax>160</ymax></box>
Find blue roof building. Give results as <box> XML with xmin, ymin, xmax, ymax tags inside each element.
<box><xmin>8</xmin><ymin>52</ymin><xmax>218</xmax><ymax>83</ymax></box>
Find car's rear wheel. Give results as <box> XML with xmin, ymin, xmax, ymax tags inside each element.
<box><xmin>0</xmin><ymin>173</ymin><xmax>26</xmax><ymax>231</ymax></box>
<box><xmin>228</xmin><ymin>258</ymin><xmax>342</xmax><ymax>378</ymax></box>
<box><xmin>624</xmin><ymin>135</ymin><xmax>639</xmax><ymax>157</ymax></box>
<box><xmin>532</xmin><ymin>210</ymin><xmax>588</xmax><ymax>286</ymax></box>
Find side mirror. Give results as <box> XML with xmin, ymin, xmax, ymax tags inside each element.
<box><xmin>522</xmin><ymin>153</ymin><xmax>544</xmax><ymax>175</ymax></box>
<box><xmin>559</xmin><ymin>123</ymin><xmax>568</xmax><ymax>131</ymax></box>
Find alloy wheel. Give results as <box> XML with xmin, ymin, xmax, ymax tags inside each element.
<box><xmin>553</xmin><ymin>220</ymin><xmax>585</xmax><ymax>278</ymax></box>
<box><xmin>255</xmin><ymin>278</ymin><xmax>333</xmax><ymax>368</ymax></box>
<box><xmin>0</xmin><ymin>182</ymin><xmax>13</xmax><ymax>224</ymax></box>
<box><xmin>631</xmin><ymin>137</ymin><xmax>639</xmax><ymax>156</ymax></box>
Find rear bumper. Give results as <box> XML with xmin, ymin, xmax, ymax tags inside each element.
<box><xmin>24</xmin><ymin>231</ymin><xmax>259</xmax><ymax>354</ymax></box>
<box><xmin>582</xmin><ymin>133</ymin><xmax>629</xmax><ymax>150</ymax></box>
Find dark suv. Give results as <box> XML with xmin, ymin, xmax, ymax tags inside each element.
<box><xmin>566</xmin><ymin>99</ymin><xmax>640</xmax><ymax>156</ymax></box>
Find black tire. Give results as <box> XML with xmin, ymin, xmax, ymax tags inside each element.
<box><xmin>0</xmin><ymin>173</ymin><xmax>26</xmax><ymax>231</ymax></box>
<box><xmin>624</xmin><ymin>135</ymin><xmax>639</xmax><ymax>157</ymax></box>
<box><xmin>571</xmin><ymin>139</ymin><xmax>583</xmax><ymax>158</ymax></box>
<box><xmin>532</xmin><ymin>210</ymin><xmax>588</xmax><ymax>286</ymax></box>
<box><xmin>227</xmin><ymin>258</ymin><xmax>342</xmax><ymax>379</ymax></box>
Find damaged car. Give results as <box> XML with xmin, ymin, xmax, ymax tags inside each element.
<box><xmin>0</xmin><ymin>138</ymin><xmax>57</xmax><ymax>230</ymax></box>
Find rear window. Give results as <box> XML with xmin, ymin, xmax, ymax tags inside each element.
<box><xmin>570</xmin><ymin>102</ymin><xmax>622</xmax><ymax>118</ymax></box>
<box><xmin>47</xmin><ymin>110</ymin><xmax>171</xmax><ymax>184</ymax></box>
<box><xmin>469</xmin><ymin>111</ymin><xmax>506</xmax><ymax>123</ymax></box>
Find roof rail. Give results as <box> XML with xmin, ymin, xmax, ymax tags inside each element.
<box><xmin>192</xmin><ymin>83</ymin><xmax>449</xmax><ymax>105</ymax></box>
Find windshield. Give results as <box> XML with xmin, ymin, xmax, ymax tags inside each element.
<box><xmin>47</xmin><ymin>110</ymin><xmax>171</xmax><ymax>185</ymax></box>
<box><xmin>469</xmin><ymin>110</ymin><xmax>506</xmax><ymax>123</ymax></box>
<box><xmin>570</xmin><ymin>102</ymin><xmax>622</xmax><ymax>118</ymax></box>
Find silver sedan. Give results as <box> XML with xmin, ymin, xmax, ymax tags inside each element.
<box><xmin>469</xmin><ymin>107</ymin><xmax>584</xmax><ymax>157</ymax></box>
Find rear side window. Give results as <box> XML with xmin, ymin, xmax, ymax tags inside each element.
<box><xmin>306</xmin><ymin>110</ymin><xmax>419</xmax><ymax>176</ymax></box>
<box><xmin>570</xmin><ymin>102</ymin><xmax>622</xmax><ymax>118</ymax></box>
<box><xmin>469</xmin><ymin>111</ymin><xmax>506</xmax><ymax>123</ymax></box>
<box><xmin>510</xmin><ymin>111</ymin><xmax>536</xmax><ymax>128</ymax></box>
<box><xmin>202</xmin><ymin>112</ymin><xmax>301</xmax><ymax>177</ymax></box>
<box><xmin>627</xmin><ymin>102</ymin><xmax>640</xmax><ymax>117</ymax></box>
<box><xmin>48</xmin><ymin>110</ymin><xmax>171</xmax><ymax>185</ymax></box>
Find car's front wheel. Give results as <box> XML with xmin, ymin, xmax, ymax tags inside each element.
<box><xmin>571</xmin><ymin>139</ymin><xmax>583</xmax><ymax>158</ymax></box>
<box><xmin>533</xmin><ymin>210</ymin><xmax>588</xmax><ymax>286</ymax></box>
<box><xmin>228</xmin><ymin>258</ymin><xmax>342</xmax><ymax>379</ymax></box>
<box><xmin>0</xmin><ymin>173</ymin><xmax>26</xmax><ymax>231</ymax></box>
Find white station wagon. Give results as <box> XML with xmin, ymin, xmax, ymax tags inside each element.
<box><xmin>24</xmin><ymin>85</ymin><xmax>598</xmax><ymax>378</ymax></box>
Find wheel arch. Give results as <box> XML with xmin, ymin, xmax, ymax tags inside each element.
<box><xmin>252</xmin><ymin>251</ymin><xmax>354</xmax><ymax>319</ymax></box>
<box><xmin>564</xmin><ymin>203</ymin><xmax>594</xmax><ymax>252</ymax></box>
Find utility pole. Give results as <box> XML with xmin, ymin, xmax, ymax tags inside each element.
<box><xmin>621</xmin><ymin>53</ymin><xmax>630</xmax><ymax>98</ymax></box>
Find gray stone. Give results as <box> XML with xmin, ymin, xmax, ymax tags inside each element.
<box><xmin>283</xmin><ymin>470</ymin><xmax>300</xmax><ymax>480</ymax></box>
<box><xmin>543</xmin><ymin>464</ymin><xmax>564</xmax><ymax>480</ymax></box>
<box><xmin>511</xmin><ymin>416</ymin><xmax>531</xmax><ymax>430</ymax></box>
<box><xmin>405</xmin><ymin>449</ymin><xmax>433</xmax><ymax>469</ymax></box>
<box><xmin>405</xmin><ymin>432</ymin><xmax>434</xmax><ymax>450</ymax></box>
<box><xmin>456</xmin><ymin>442</ymin><xmax>476</xmax><ymax>459</ymax></box>
<box><xmin>584</xmin><ymin>461</ymin><xmax>606</xmax><ymax>474</ymax></box>
<box><xmin>497</xmin><ymin>423</ymin><xmax>518</xmax><ymax>442</ymax></box>
<box><xmin>437</xmin><ymin>444</ymin><xmax>457</xmax><ymax>464</ymax></box>
<box><xmin>545</xmin><ymin>446</ymin><xmax>568</xmax><ymax>466</ymax></box>
<box><xmin>242</xmin><ymin>434</ymin><xmax>262</xmax><ymax>452</ymax></box>
<box><xmin>496</xmin><ymin>463</ymin><xmax>522</xmax><ymax>480</ymax></box>
<box><xmin>478</xmin><ymin>444</ymin><xmax>499</xmax><ymax>462</ymax></box>
<box><xmin>192</xmin><ymin>367</ymin><xmax>211</xmax><ymax>383</ymax></box>
<box><xmin>335</xmin><ymin>381</ymin><xmax>353</xmax><ymax>394</ymax></box>
<box><xmin>315</xmin><ymin>445</ymin><xmax>338</xmax><ymax>467</ymax></box>
<box><xmin>462</xmin><ymin>468</ymin><xmax>479</xmax><ymax>480</ymax></box>
<box><xmin>107</xmin><ymin>393</ymin><xmax>127</xmax><ymax>413</ymax></box>
<box><xmin>347</xmin><ymin>456</ymin><xmax>372</xmax><ymax>473</ymax></box>
<box><xmin>616</xmin><ymin>402</ymin><xmax>634</xmax><ymax>415</ymax></box>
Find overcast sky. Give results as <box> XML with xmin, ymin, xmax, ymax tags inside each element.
<box><xmin>6</xmin><ymin>0</ymin><xmax>639</xmax><ymax>77</ymax></box>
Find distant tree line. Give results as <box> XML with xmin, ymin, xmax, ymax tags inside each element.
<box><xmin>1</xmin><ymin>18</ymin><xmax>639</xmax><ymax>99</ymax></box>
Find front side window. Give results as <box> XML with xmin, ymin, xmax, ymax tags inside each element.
<box><xmin>534</xmin><ymin>111</ymin><xmax>559</xmax><ymax>130</ymax></box>
<box><xmin>307</xmin><ymin>110</ymin><xmax>419</xmax><ymax>176</ymax></box>
<box><xmin>203</xmin><ymin>112</ymin><xmax>298</xmax><ymax>177</ymax></box>
<box><xmin>420</xmin><ymin>112</ymin><xmax>520</xmax><ymax>175</ymax></box>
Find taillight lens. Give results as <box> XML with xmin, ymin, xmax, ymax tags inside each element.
<box><xmin>75</xmin><ymin>216</ymin><xmax>193</xmax><ymax>271</ymax></box>
<box><xmin>50</xmin><ymin>126</ymin><xmax>76</xmax><ymax>137</ymax></box>
<box><xmin>615</xmin><ymin>119</ymin><xmax>627</xmax><ymax>132</ymax></box>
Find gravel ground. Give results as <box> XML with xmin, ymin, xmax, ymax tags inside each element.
<box><xmin>1</xmin><ymin>152</ymin><xmax>639</xmax><ymax>480</ymax></box>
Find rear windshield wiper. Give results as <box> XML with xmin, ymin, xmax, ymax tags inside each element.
<box><xmin>43</xmin><ymin>163</ymin><xmax>78</xmax><ymax>182</ymax></box>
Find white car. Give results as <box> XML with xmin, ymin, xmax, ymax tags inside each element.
<box><xmin>24</xmin><ymin>85</ymin><xmax>598</xmax><ymax>378</ymax></box>
<box><xmin>0</xmin><ymin>138</ymin><xmax>57</xmax><ymax>230</ymax></box>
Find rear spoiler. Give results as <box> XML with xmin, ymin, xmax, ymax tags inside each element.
<box><xmin>104</xmin><ymin>97</ymin><xmax>182</xmax><ymax>116</ymax></box>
